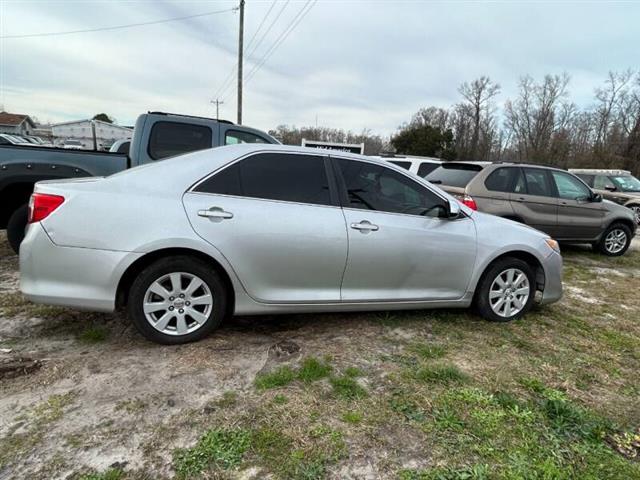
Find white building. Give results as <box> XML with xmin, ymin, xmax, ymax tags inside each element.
<box><xmin>51</xmin><ymin>119</ymin><xmax>133</xmax><ymax>150</ymax></box>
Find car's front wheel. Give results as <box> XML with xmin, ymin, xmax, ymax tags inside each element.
<box><xmin>629</xmin><ymin>205</ymin><xmax>640</xmax><ymax>226</ymax></box>
<box><xmin>475</xmin><ymin>257</ymin><xmax>535</xmax><ymax>322</ymax></box>
<box><xmin>127</xmin><ymin>256</ymin><xmax>227</xmax><ymax>344</ymax></box>
<box><xmin>597</xmin><ymin>223</ymin><xmax>632</xmax><ymax>256</ymax></box>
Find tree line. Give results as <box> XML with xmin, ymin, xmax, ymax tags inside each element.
<box><xmin>269</xmin><ymin>71</ymin><xmax>640</xmax><ymax>175</ymax></box>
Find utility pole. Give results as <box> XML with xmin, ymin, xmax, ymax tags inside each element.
<box><xmin>210</xmin><ymin>99</ymin><xmax>224</xmax><ymax>120</ymax></box>
<box><xmin>237</xmin><ymin>0</ymin><xmax>245</xmax><ymax>125</ymax></box>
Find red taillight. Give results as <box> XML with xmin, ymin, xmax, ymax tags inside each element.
<box><xmin>28</xmin><ymin>193</ymin><xmax>65</xmax><ymax>223</ymax></box>
<box><xmin>461</xmin><ymin>195</ymin><xmax>478</xmax><ymax>211</ymax></box>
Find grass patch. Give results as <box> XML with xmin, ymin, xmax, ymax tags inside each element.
<box><xmin>330</xmin><ymin>375</ymin><xmax>368</xmax><ymax>400</ymax></box>
<box><xmin>409</xmin><ymin>342</ymin><xmax>447</xmax><ymax>360</ymax></box>
<box><xmin>297</xmin><ymin>357</ymin><xmax>332</xmax><ymax>383</ymax></box>
<box><xmin>255</xmin><ymin>366</ymin><xmax>296</xmax><ymax>390</ymax></box>
<box><xmin>78</xmin><ymin>325</ymin><xmax>108</xmax><ymax>343</ymax></box>
<box><xmin>412</xmin><ymin>364</ymin><xmax>469</xmax><ymax>385</ymax></box>
<box><xmin>173</xmin><ymin>428</ymin><xmax>250</xmax><ymax>478</ymax></box>
<box><xmin>341</xmin><ymin>410</ymin><xmax>363</xmax><ymax>424</ymax></box>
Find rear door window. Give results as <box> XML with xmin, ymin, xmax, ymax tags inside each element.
<box><xmin>424</xmin><ymin>163</ymin><xmax>483</xmax><ymax>187</ymax></box>
<box><xmin>522</xmin><ymin>168</ymin><xmax>553</xmax><ymax>197</ymax></box>
<box><xmin>195</xmin><ymin>153</ymin><xmax>332</xmax><ymax>206</ymax></box>
<box><xmin>148</xmin><ymin>121</ymin><xmax>212</xmax><ymax>160</ymax></box>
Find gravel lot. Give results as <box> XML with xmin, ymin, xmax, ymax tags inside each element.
<box><xmin>1</xmin><ymin>232</ymin><xmax>639</xmax><ymax>480</ymax></box>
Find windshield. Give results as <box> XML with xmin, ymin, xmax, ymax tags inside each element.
<box><xmin>424</xmin><ymin>163</ymin><xmax>483</xmax><ymax>187</ymax></box>
<box><xmin>611</xmin><ymin>175</ymin><xmax>640</xmax><ymax>192</ymax></box>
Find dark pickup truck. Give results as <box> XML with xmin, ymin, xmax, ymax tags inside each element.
<box><xmin>0</xmin><ymin>112</ymin><xmax>278</xmax><ymax>253</ymax></box>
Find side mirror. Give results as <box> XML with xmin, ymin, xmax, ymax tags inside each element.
<box><xmin>447</xmin><ymin>200</ymin><xmax>461</xmax><ymax>218</ymax></box>
<box><xmin>605</xmin><ymin>185</ymin><xmax>617</xmax><ymax>192</ymax></box>
<box><xmin>592</xmin><ymin>193</ymin><xmax>603</xmax><ymax>203</ymax></box>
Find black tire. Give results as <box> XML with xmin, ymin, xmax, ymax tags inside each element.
<box><xmin>474</xmin><ymin>257</ymin><xmax>536</xmax><ymax>323</ymax></box>
<box><xmin>127</xmin><ymin>256</ymin><xmax>228</xmax><ymax>344</ymax></box>
<box><xmin>596</xmin><ymin>223</ymin><xmax>632</xmax><ymax>257</ymax></box>
<box><xmin>7</xmin><ymin>203</ymin><xmax>29</xmax><ymax>255</ymax></box>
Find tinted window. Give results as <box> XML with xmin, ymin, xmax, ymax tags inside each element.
<box><xmin>424</xmin><ymin>163</ymin><xmax>483</xmax><ymax>187</ymax></box>
<box><xmin>593</xmin><ymin>175</ymin><xmax>615</xmax><ymax>190</ymax></box>
<box><xmin>513</xmin><ymin>168</ymin><xmax>527</xmax><ymax>194</ymax></box>
<box><xmin>417</xmin><ymin>162</ymin><xmax>440</xmax><ymax>177</ymax></box>
<box><xmin>551</xmin><ymin>171</ymin><xmax>592</xmax><ymax>200</ymax></box>
<box><xmin>225</xmin><ymin>130</ymin><xmax>269</xmax><ymax>145</ymax></box>
<box><xmin>484</xmin><ymin>167</ymin><xmax>515</xmax><ymax>192</ymax></box>
<box><xmin>337</xmin><ymin>159</ymin><xmax>446</xmax><ymax>217</ymax></box>
<box><xmin>196</xmin><ymin>153</ymin><xmax>331</xmax><ymax>206</ymax></box>
<box><xmin>523</xmin><ymin>168</ymin><xmax>552</xmax><ymax>197</ymax></box>
<box><xmin>149</xmin><ymin>121</ymin><xmax>212</xmax><ymax>160</ymax></box>
<box><xmin>575</xmin><ymin>174</ymin><xmax>594</xmax><ymax>187</ymax></box>
<box><xmin>389</xmin><ymin>161</ymin><xmax>411</xmax><ymax>170</ymax></box>
<box><xmin>116</xmin><ymin>141</ymin><xmax>130</xmax><ymax>154</ymax></box>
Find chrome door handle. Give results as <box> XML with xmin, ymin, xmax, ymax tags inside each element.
<box><xmin>198</xmin><ymin>207</ymin><xmax>233</xmax><ymax>220</ymax></box>
<box><xmin>350</xmin><ymin>221</ymin><xmax>379</xmax><ymax>232</ymax></box>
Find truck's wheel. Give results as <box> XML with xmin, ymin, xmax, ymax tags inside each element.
<box><xmin>7</xmin><ymin>204</ymin><xmax>29</xmax><ymax>255</ymax></box>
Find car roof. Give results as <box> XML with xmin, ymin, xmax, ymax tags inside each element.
<box><xmin>569</xmin><ymin>168</ymin><xmax>631</xmax><ymax>175</ymax></box>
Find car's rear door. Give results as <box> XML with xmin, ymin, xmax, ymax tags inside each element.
<box><xmin>550</xmin><ymin>170</ymin><xmax>606</xmax><ymax>240</ymax></box>
<box><xmin>334</xmin><ymin>157</ymin><xmax>476</xmax><ymax>302</ymax></box>
<box><xmin>183</xmin><ymin>152</ymin><xmax>348</xmax><ymax>303</ymax></box>
<box><xmin>509</xmin><ymin>167</ymin><xmax>558</xmax><ymax>236</ymax></box>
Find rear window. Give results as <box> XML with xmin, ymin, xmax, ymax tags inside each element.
<box><xmin>417</xmin><ymin>162</ymin><xmax>440</xmax><ymax>177</ymax></box>
<box><xmin>148</xmin><ymin>121</ymin><xmax>212</xmax><ymax>160</ymax></box>
<box><xmin>484</xmin><ymin>167</ymin><xmax>515</xmax><ymax>192</ymax></box>
<box><xmin>424</xmin><ymin>163</ymin><xmax>483</xmax><ymax>187</ymax></box>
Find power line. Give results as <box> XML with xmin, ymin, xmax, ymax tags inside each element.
<box><xmin>216</xmin><ymin>0</ymin><xmax>290</xmax><ymax>102</ymax></box>
<box><xmin>212</xmin><ymin>0</ymin><xmax>279</xmax><ymax>101</ymax></box>
<box><xmin>0</xmin><ymin>7</ymin><xmax>238</xmax><ymax>39</ymax></box>
<box><xmin>244</xmin><ymin>0</ymin><xmax>316</xmax><ymax>85</ymax></box>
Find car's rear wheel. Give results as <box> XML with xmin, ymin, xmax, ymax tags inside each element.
<box><xmin>7</xmin><ymin>203</ymin><xmax>28</xmax><ymax>255</ymax></box>
<box><xmin>475</xmin><ymin>257</ymin><xmax>535</xmax><ymax>323</ymax></box>
<box><xmin>127</xmin><ymin>256</ymin><xmax>227</xmax><ymax>344</ymax></box>
<box><xmin>597</xmin><ymin>223</ymin><xmax>632</xmax><ymax>256</ymax></box>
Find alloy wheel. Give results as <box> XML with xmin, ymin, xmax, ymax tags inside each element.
<box><xmin>604</xmin><ymin>229</ymin><xmax>627</xmax><ymax>254</ymax></box>
<box><xmin>631</xmin><ymin>206</ymin><xmax>640</xmax><ymax>225</ymax></box>
<box><xmin>489</xmin><ymin>268</ymin><xmax>530</xmax><ymax>318</ymax></box>
<box><xmin>143</xmin><ymin>272</ymin><xmax>213</xmax><ymax>336</ymax></box>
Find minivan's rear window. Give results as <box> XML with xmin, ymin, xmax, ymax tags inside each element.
<box><xmin>424</xmin><ymin>163</ymin><xmax>483</xmax><ymax>187</ymax></box>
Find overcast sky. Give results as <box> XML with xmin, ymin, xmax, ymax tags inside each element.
<box><xmin>1</xmin><ymin>0</ymin><xmax>639</xmax><ymax>136</ymax></box>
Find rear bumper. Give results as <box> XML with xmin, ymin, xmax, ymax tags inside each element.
<box><xmin>540</xmin><ymin>251</ymin><xmax>563</xmax><ymax>305</ymax></box>
<box><xmin>19</xmin><ymin>223</ymin><xmax>142</xmax><ymax>312</ymax></box>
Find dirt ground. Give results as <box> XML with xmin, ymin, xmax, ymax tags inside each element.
<box><xmin>1</xmin><ymin>233</ymin><xmax>639</xmax><ymax>480</ymax></box>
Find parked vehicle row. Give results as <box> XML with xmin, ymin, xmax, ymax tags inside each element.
<box><xmin>424</xmin><ymin>162</ymin><xmax>637</xmax><ymax>256</ymax></box>
<box><xmin>19</xmin><ymin>145</ymin><xmax>563</xmax><ymax>344</ymax></box>
<box><xmin>0</xmin><ymin>133</ymin><xmax>52</xmax><ymax>147</ymax></box>
<box><xmin>0</xmin><ymin>111</ymin><xmax>279</xmax><ymax>254</ymax></box>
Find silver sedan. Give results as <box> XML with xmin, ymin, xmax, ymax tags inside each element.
<box><xmin>20</xmin><ymin>145</ymin><xmax>563</xmax><ymax>344</ymax></box>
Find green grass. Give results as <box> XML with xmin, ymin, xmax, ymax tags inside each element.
<box><xmin>297</xmin><ymin>357</ymin><xmax>332</xmax><ymax>383</ymax></box>
<box><xmin>173</xmin><ymin>428</ymin><xmax>251</xmax><ymax>478</ymax></box>
<box><xmin>409</xmin><ymin>342</ymin><xmax>447</xmax><ymax>360</ymax></box>
<box><xmin>78</xmin><ymin>325</ymin><xmax>108</xmax><ymax>343</ymax></box>
<box><xmin>329</xmin><ymin>375</ymin><xmax>368</xmax><ymax>400</ymax></box>
<box><xmin>341</xmin><ymin>411</ymin><xmax>363</xmax><ymax>424</ymax></box>
<box><xmin>255</xmin><ymin>366</ymin><xmax>297</xmax><ymax>390</ymax></box>
<box><xmin>411</xmin><ymin>364</ymin><xmax>469</xmax><ymax>385</ymax></box>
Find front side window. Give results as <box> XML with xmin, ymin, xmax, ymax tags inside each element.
<box><xmin>195</xmin><ymin>153</ymin><xmax>332</xmax><ymax>206</ymax></box>
<box><xmin>593</xmin><ymin>175</ymin><xmax>615</xmax><ymax>190</ymax></box>
<box><xmin>337</xmin><ymin>159</ymin><xmax>447</xmax><ymax>217</ymax></box>
<box><xmin>551</xmin><ymin>171</ymin><xmax>592</xmax><ymax>200</ymax></box>
<box><xmin>225</xmin><ymin>130</ymin><xmax>270</xmax><ymax>145</ymax></box>
<box><xmin>523</xmin><ymin>168</ymin><xmax>552</xmax><ymax>197</ymax></box>
<box><xmin>148</xmin><ymin>121</ymin><xmax>212</xmax><ymax>160</ymax></box>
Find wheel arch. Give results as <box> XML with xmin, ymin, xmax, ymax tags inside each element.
<box><xmin>472</xmin><ymin>250</ymin><xmax>546</xmax><ymax>299</ymax></box>
<box><xmin>115</xmin><ymin>247</ymin><xmax>236</xmax><ymax>316</ymax></box>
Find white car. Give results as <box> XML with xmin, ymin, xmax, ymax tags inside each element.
<box><xmin>374</xmin><ymin>154</ymin><xmax>442</xmax><ymax>178</ymax></box>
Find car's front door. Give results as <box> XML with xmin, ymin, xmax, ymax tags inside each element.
<box><xmin>334</xmin><ymin>158</ymin><xmax>477</xmax><ymax>302</ymax></box>
<box><xmin>509</xmin><ymin>167</ymin><xmax>559</xmax><ymax>236</ymax></box>
<box><xmin>550</xmin><ymin>170</ymin><xmax>606</xmax><ymax>240</ymax></box>
<box><xmin>183</xmin><ymin>152</ymin><xmax>348</xmax><ymax>303</ymax></box>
